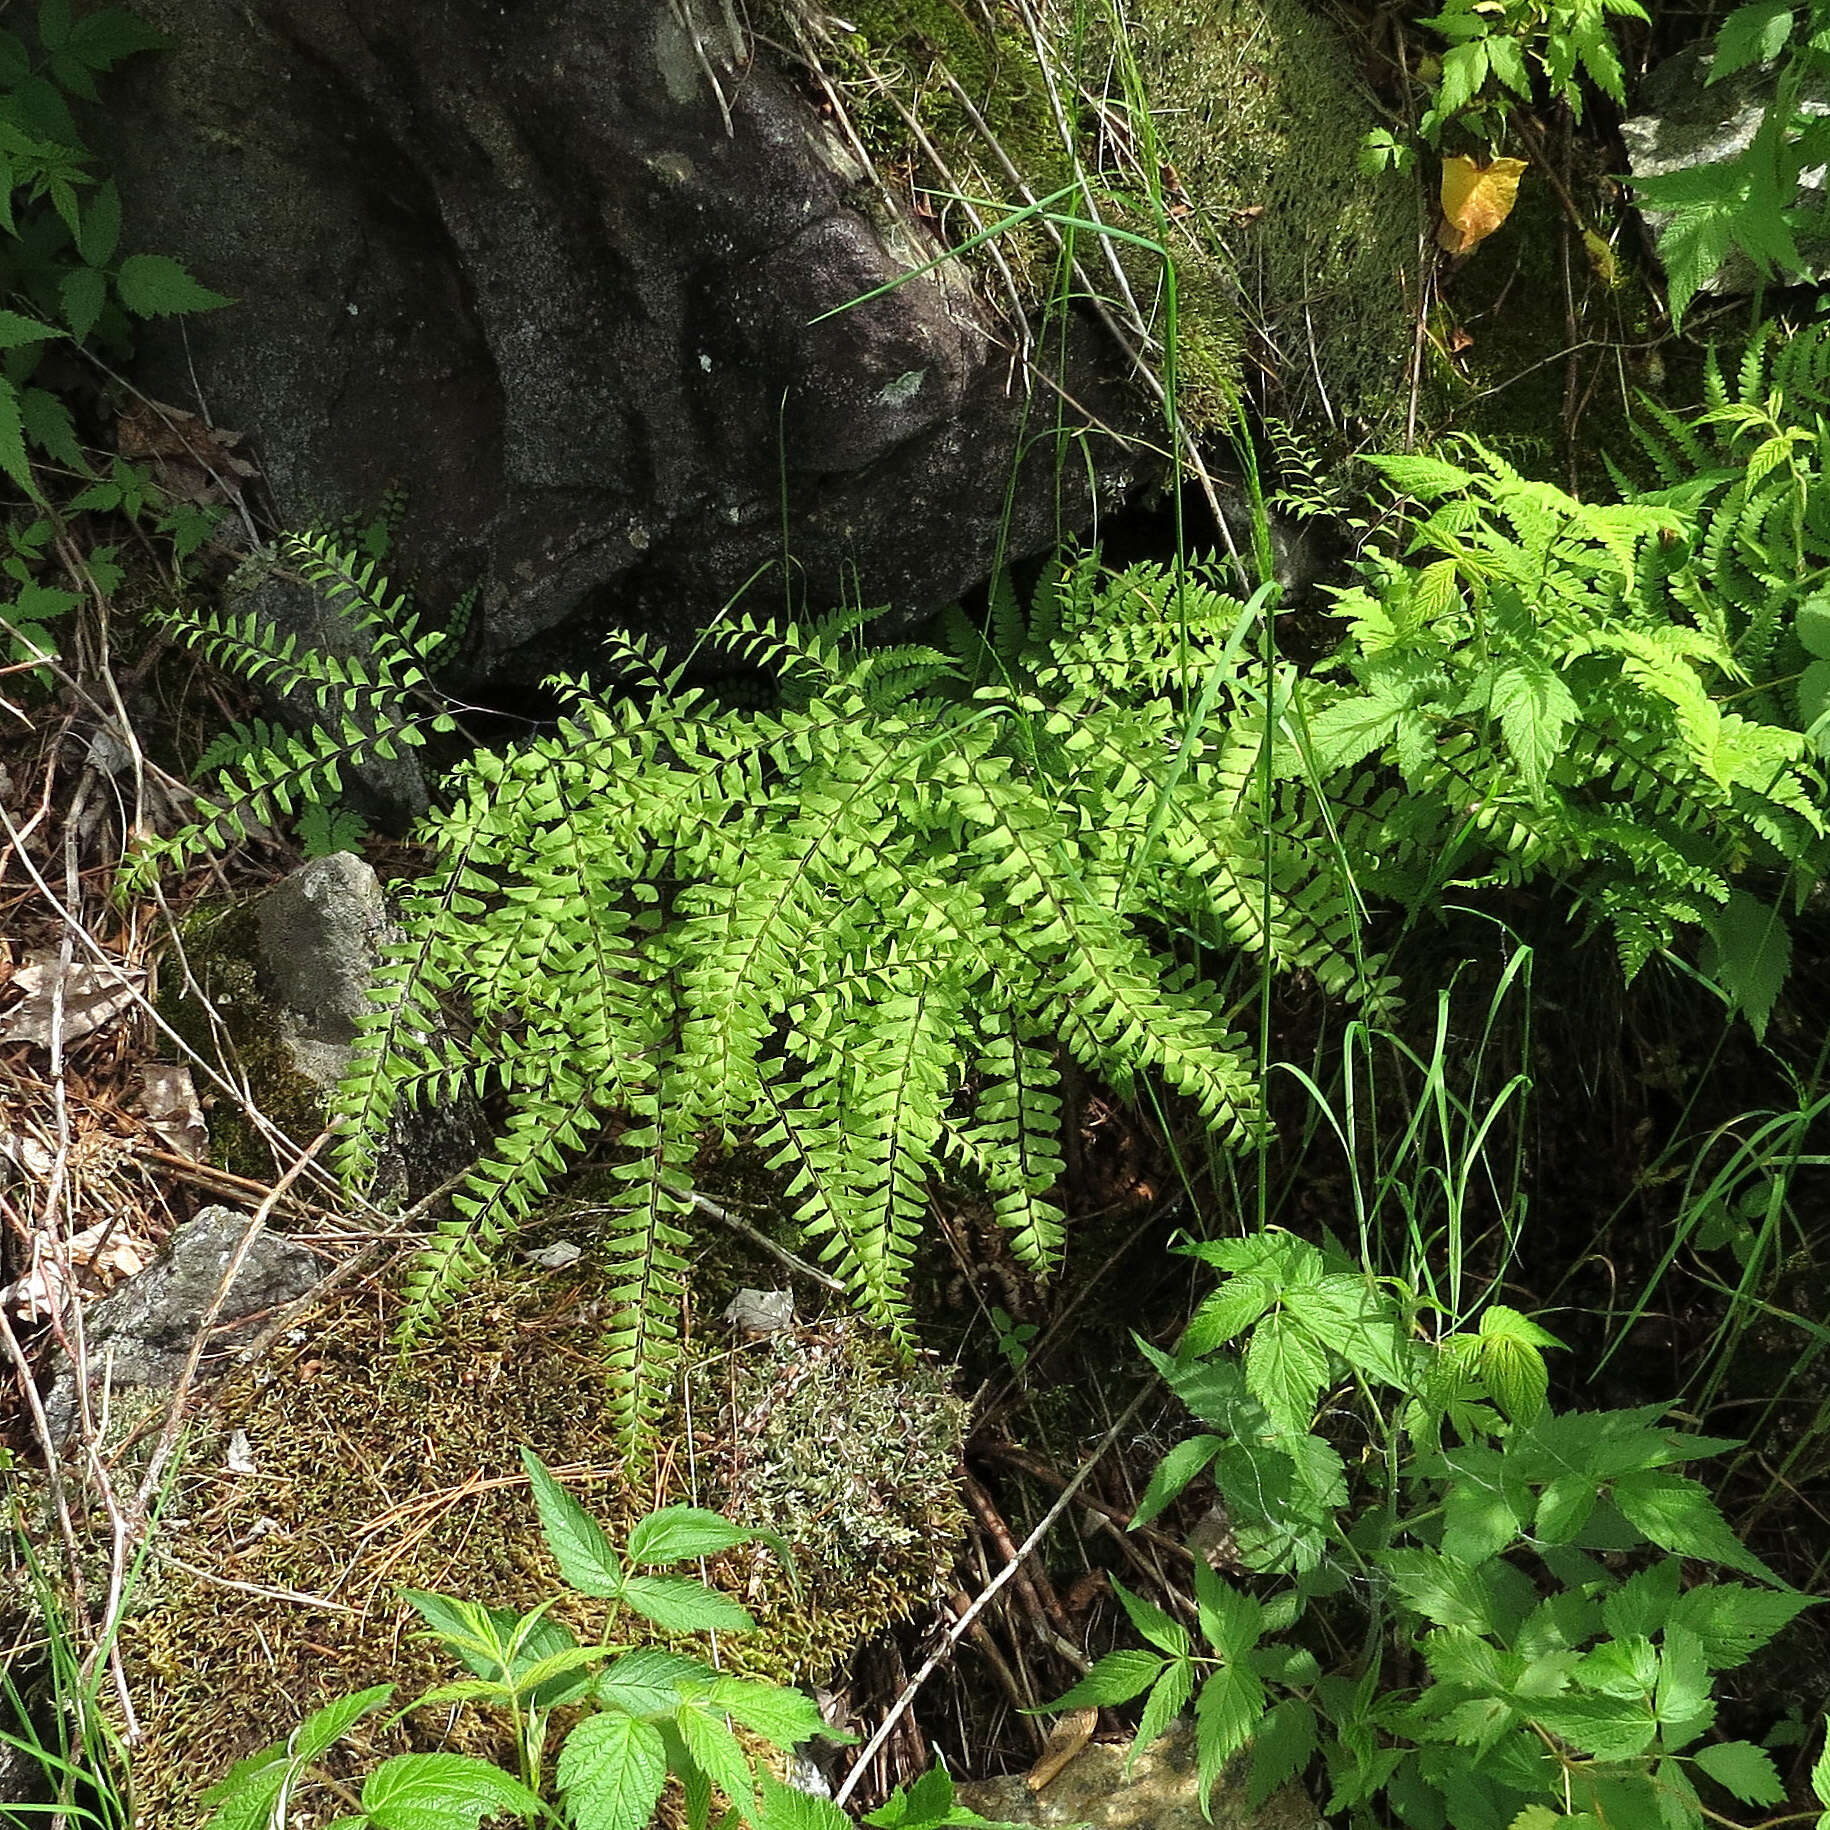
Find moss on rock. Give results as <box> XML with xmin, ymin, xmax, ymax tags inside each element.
<box><xmin>155</xmin><ymin>896</ymin><xmax>334</xmax><ymax>1182</ymax></box>
<box><xmin>116</xmin><ymin>1239</ymin><xmax>966</xmax><ymax>1826</ymax></box>
<box><xmin>771</xmin><ymin>0</ymin><xmax>1420</xmax><ymax>441</ymax></box>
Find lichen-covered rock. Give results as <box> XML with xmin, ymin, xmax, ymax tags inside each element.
<box><xmin>956</xmin><ymin>1719</ymin><xmax>1320</xmax><ymax>1830</ymax></box>
<box><xmin>255</xmin><ymin>851</ymin><xmax>394</xmax><ymax>1086</ymax></box>
<box><xmin>94</xmin><ymin>0</ymin><xmax>1152</xmax><ymax>683</ymax></box>
<box><xmin>684</xmin><ymin>1315</ymin><xmax>968</xmax><ymax>1679</ymax></box>
<box><xmin>42</xmin><ymin>1204</ymin><xmax>322</xmax><ymax>1444</ymax></box>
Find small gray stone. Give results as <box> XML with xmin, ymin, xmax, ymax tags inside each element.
<box><xmin>42</xmin><ymin>1204</ymin><xmax>321</xmax><ymax>1445</ymax></box>
<box><xmin>722</xmin><ymin>1288</ymin><xmax>795</xmax><ymax>1335</ymax></box>
<box><xmin>256</xmin><ymin>850</ymin><xmax>395</xmax><ymax>1071</ymax></box>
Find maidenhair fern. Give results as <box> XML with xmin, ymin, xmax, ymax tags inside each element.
<box><xmin>144</xmin><ymin>546</ymin><xmax>1374</xmax><ymax>1442</ymax></box>
<box><xmin>142</xmin><ymin>383</ymin><xmax>1830</xmax><ymax>1438</ymax></box>
<box><xmin>129</xmin><ymin>531</ymin><xmax>456</xmax><ymax>881</ymax></box>
<box><xmin>350</xmin><ymin>557</ymin><xmax>1375</xmax><ymax>1439</ymax></box>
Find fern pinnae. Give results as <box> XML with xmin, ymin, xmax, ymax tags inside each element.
<box><xmin>596</xmin><ymin>1092</ymin><xmax>695</xmax><ymax>1444</ymax></box>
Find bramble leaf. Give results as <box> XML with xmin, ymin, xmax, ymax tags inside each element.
<box><xmin>558</xmin><ymin>1711</ymin><xmax>669</xmax><ymax>1830</ymax></box>
<box><xmin>358</xmin><ymin>1753</ymin><xmax>543</xmax><ymax>1829</ymax></box>
<box><xmin>1693</xmin><ymin>1740</ymin><xmax>1785</xmax><ymax>1806</ymax></box>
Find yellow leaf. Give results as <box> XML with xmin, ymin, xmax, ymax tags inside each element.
<box><xmin>1436</xmin><ymin>155</ymin><xmax>1528</xmax><ymax>255</ymax></box>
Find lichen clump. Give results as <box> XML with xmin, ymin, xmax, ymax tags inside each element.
<box><xmin>687</xmin><ymin>1318</ymin><xmax>969</xmax><ymax>1682</ymax></box>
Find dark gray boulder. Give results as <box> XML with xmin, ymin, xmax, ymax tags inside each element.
<box><xmin>42</xmin><ymin>1204</ymin><xmax>322</xmax><ymax>1445</ymax></box>
<box><xmin>98</xmin><ymin>0</ymin><xmax>1151</xmax><ymax>684</ymax></box>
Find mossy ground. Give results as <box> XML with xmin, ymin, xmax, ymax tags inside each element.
<box><xmin>770</xmin><ymin>0</ymin><xmax>1419</xmax><ymax>445</ymax></box>
<box><xmin>113</xmin><ymin>1217</ymin><xmax>966</xmax><ymax>1828</ymax></box>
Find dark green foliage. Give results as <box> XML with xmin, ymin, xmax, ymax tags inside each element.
<box><xmin>1056</xmin><ymin>1233</ymin><xmax>1822</xmax><ymax>1830</ymax></box>
<box><xmin>0</xmin><ymin>3</ymin><xmax>225</xmax><ymax>496</ymax></box>
<box><xmin>1630</xmin><ymin>0</ymin><xmax>1830</xmax><ymax>325</ymax></box>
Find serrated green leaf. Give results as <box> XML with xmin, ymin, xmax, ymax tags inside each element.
<box><xmin>1382</xmin><ymin>1549</ymin><xmax>1497</xmax><ymax>1633</ymax></box>
<box><xmin>65</xmin><ymin>9</ymin><xmax>169</xmax><ymax>72</ymax></box>
<box><xmin>618</xmin><ymin>1574</ymin><xmax>755</xmax><ymax>1635</ymax></box>
<box><xmin>1701</xmin><ymin>890</ymin><xmax>1791</xmax><ymax>1042</ymax></box>
<box><xmin>20</xmin><ymin>385</ymin><xmax>86</xmax><ymax>474</ymax></box>
<box><xmin>706</xmin><ymin>1676</ymin><xmax>836</xmax><ymax>1749</ymax></box>
<box><xmin>1613</xmin><ymin>1471</ymin><xmax>1781</xmax><ymax>1582</ymax></box>
<box><xmin>1191</xmin><ymin>1561</ymin><xmax>1261</xmax><ymax>1662</ymax></box>
<box><xmin>1490</xmin><ymin>661</ymin><xmax>1578</xmax><ymax>796</ymax></box>
<box><xmin>76</xmin><ymin>180</ymin><xmax>121</xmax><ymax>269</ymax></box>
<box><xmin>1798</xmin><ymin>593</ymin><xmax>1830</xmax><ymax>660</ymax></box>
<box><xmin>0</xmin><ymin>378</ymin><xmax>38</xmax><ymax>497</ymax></box>
<box><xmin>1244</xmin><ymin>1317</ymin><xmax>1328</xmax><ymax>1439</ymax></box>
<box><xmin>626</xmin><ymin>1505</ymin><xmax>756</xmax><ymax>1568</ymax></box>
<box><xmin>520</xmin><ymin>1449</ymin><xmax>624</xmax><ymax>1598</ymax></box>
<box><xmin>1480</xmin><ymin>1332</ymin><xmax>1549</xmax><ymax>1426</ymax></box>
<box><xmin>1110</xmin><ymin>1575</ymin><xmax>1190</xmax><ymax>1658</ymax></box>
<box><xmin>1131</xmin><ymin>1434</ymin><xmax>1224</xmax><ymax>1529</ymax></box>
<box><xmin>359</xmin><ymin>1753</ymin><xmax>543</xmax><ymax>1828</ymax></box>
<box><xmin>1694</xmin><ymin>1740</ymin><xmax>1785</xmax><ymax>1806</ymax></box>
<box><xmin>1708</xmin><ymin>0</ymin><xmax>1796</xmax><ymax>80</ymax></box>
<box><xmin>596</xmin><ymin>1647</ymin><xmax>717</xmax><ymax>1717</ymax></box>
<box><xmin>675</xmin><ymin>1701</ymin><xmax>760</xmax><ymax>1819</ymax></box>
<box><xmin>1246</xmin><ymin>1698</ymin><xmax>1316</xmax><ymax>1810</ymax></box>
<box><xmin>293</xmin><ymin>1683</ymin><xmax>396</xmax><ymax>1768</ymax></box>
<box><xmin>1193</xmin><ymin>1662</ymin><xmax>1266</xmax><ymax>1805</ymax></box>
<box><xmin>1364</xmin><ymin>452</ymin><xmax>1476</xmax><ymax>499</ymax></box>
<box><xmin>115</xmin><ymin>251</ymin><xmax>231</xmax><ymax>317</ymax></box>
<box><xmin>557</xmin><ymin>1711</ymin><xmax>668</xmax><ymax>1830</ymax></box>
<box><xmin>1667</xmin><ymin>1583</ymin><xmax>1818</xmax><ymax>1667</ymax></box>
<box><xmin>1527</xmin><ymin>1694</ymin><xmax>1659</xmax><ymax>1760</ymax></box>
<box><xmin>0</xmin><ymin>309</ymin><xmax>60</xmax><ymax>352</ymax></box>
<box><xmin>1507</xmin><ymin>1808</ymin><xmax>1561</xmax><ymax>1830</ymax></box>
<box><xmin>758</xmin><ymin>1772</ymin><xmax>853</xmax><ymax>1830</ymax></box>
<box><xmin>1046</xmin><ymin>1648</ymin><xmax>1166</xmax><ymax>1709</ymax></box>
<box><xmin>1443</xmin><ymin>1468</ymin><xmax>1525</xmax><ymax>1563</ymax></box>
<box><xmin>1656</xmin><ymin>1625</ymin><xmax>1714</xmax><ymax>1739</ymax></box>
<box><xmin>1181</xmin><ymin>1277</ymin><xmax>1275</xmax><ymax>1355</ymax></box>
<box><xmin>36</xmin><ymin>0</ymin><xmax>71</xmax><ymax>53</ymax></box>
<box><xmin>1131</xmin><ymin>1658</ymin><xmax>1196</xmax><ymax>1766</ymax></box>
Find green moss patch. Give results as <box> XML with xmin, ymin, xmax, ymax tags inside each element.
<box><xmin>116</xmin><ymin>1239</ymin><xmax>966</xmax><ymax>1826</ymax></box>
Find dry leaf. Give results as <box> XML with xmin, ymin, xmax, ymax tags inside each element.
<box><xmin>133</xmin><ymin>1063</ymin><xmax>209</xmax><ymax>1162</ymax></box>
<box><xmin>0</xmin><ymin>949</ymin><xmax>144</xmax><ymax>1049</ymax></box>
<box><xmin>1437</xmin><ymin>155</ymin><xmax>1528</xmax><ymax>256</ymax></box>
<box><xmin>3</xmin><ymin>1221</ymin><xmax>152</xmax><ymax>1319</ymax></box>
<box><xmin>0</xmin><ymin>1131</ymin><xmax>56</xmax><ymax>1181</ymax></box>
<box><xmin>114</xmin><ymin>398</ymin><xmax>256</xmax><ymax>508</ymax></box>
<box><xmin>1026</xmin><ymin>1707</ymin><xmax>1098</xmax><ymax>1791</ymax></box>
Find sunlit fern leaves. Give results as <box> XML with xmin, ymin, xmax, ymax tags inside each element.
<box><xmin>147</xmin><ymin>541</ymin><xmax>1389</xmax><ymax>1443</ymax></box>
